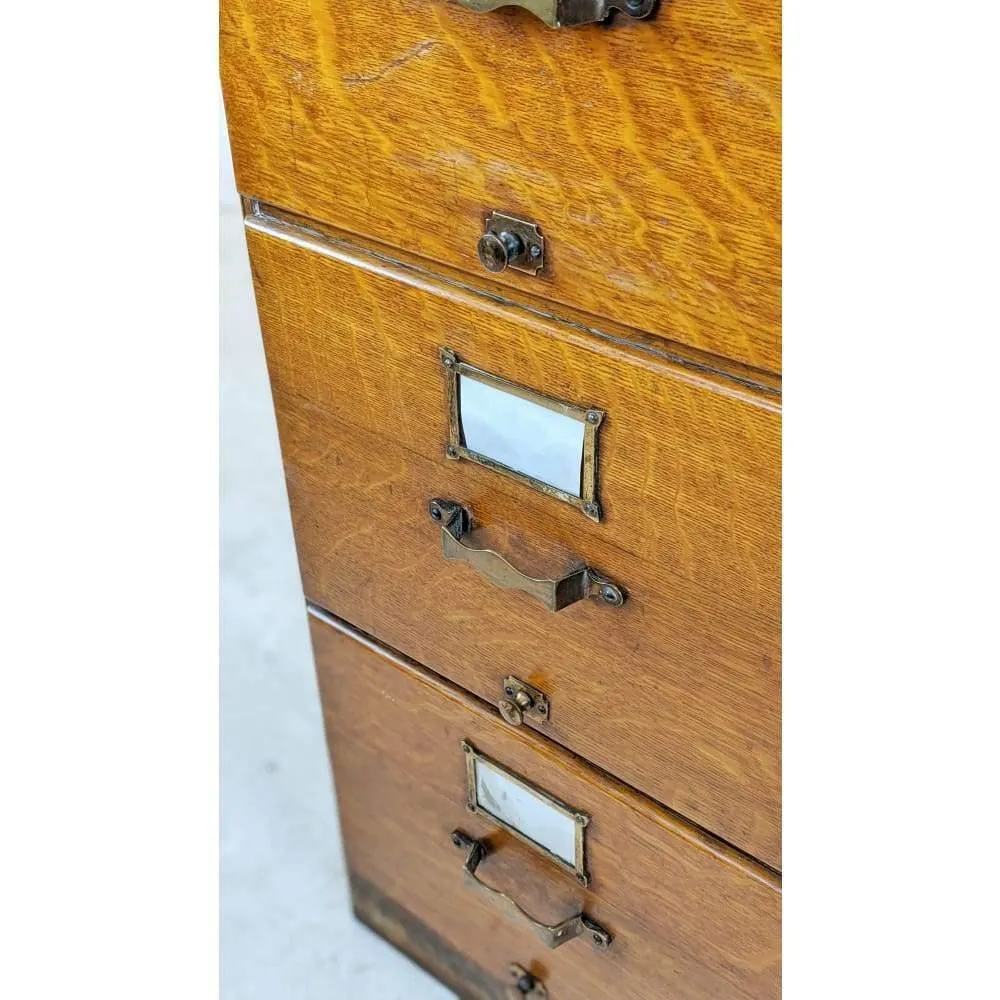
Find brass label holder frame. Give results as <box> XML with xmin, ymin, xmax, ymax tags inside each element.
<box><xmin>440</xmin><ymin>347</ymin><xmax>605</xmax><ymax>522</ymax></box>
<box><xmin>462</xmin><ymin>739</ymin><xmax>592</xmax><ymax>886</ymax></box>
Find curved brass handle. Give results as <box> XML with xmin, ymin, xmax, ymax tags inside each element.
<box><xmin>451</xmin><ymin>831</ymin><xmax>612</xmax><ymax>951</ymax></box>
<box><xmin>450</xmin><ymin>0</ymin><xmax>655</xmax><ymax>29</ymax></box>
<box><xmin>428</xmin><ymin>499</ymin><xmax>625</xmax><ymax>612</ymax></box>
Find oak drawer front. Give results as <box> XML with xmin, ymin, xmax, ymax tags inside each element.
<box><xmin>247</xmin><ymin>223</ymin><xmax>781</xmax><ymax>625</ymax></box>
<box><xmin>220</xmin><ymin>0</ymin><xmax>781</xmax><ymax>373</ymax></box>
<box><xmin>312</xmin><ymin>611</ymin><xmax>780</xmax><ymax>1000</ymax></box>
<box><xmin>250</xmin><ymin>224</ymin><xmax>781</xmax><ymax>867</ymax></box>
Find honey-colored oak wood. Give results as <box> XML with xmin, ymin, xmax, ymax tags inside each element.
<box><xmin>245</xmin><ymin>221</ymin><xmax>781</xmax><ymax>624</ymax></box>
<box><xmin>351</xmin><ymin>873</ymin><xmax>511</xmax><ymax>1000</ymax></box>
<box><xmin>244</xmin><ymin>221</ymin><xmax>781</xmax><ymax>865</ymax></box>
<box><xmin>312</xmin><ymin>611</ymin><xmax>780</xmax><ymax>1000</ymax></box>
<box><xmin>245</xmin><ymin>198</ymin><xmax>783</xmax><ymax>398</ymax></box>
<box><xmin>221</xmin><ymin>0</ymin><xmax>781</xmax><ymax>373</ymax></box>
<box><xmin>283</xmin><ymin>390</ymin><xmax>780</xmax><ymax>866</ymax></box>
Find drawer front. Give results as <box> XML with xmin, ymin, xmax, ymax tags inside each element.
<box><xmin>312</xmin><ymin>610</ymin><xmax>780</xmax><ymax>1000</ymax></box>
<box><xmin>250</xmin><ymin>222</ymin><xmax>781</xmax><ymax>867</ymax></box>
<box><xmin>221</xmin><ymin>0</ymin><xmax>781</xmax><ymax>373</ymax></box>
<box><xmin>247</xmin><ymin>222</ymin><xmax>781</xmax><ymax>623</ymax></box>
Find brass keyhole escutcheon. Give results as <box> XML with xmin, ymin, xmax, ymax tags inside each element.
<box><xmin>498</xmin><ymin>677</ymin><xmax>550</xmax><ymax>727</ymax></box>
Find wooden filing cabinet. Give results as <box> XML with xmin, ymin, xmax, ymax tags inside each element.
<box><xmin>312</xmin><ymin>613</ymin><xmax>779</xmax><ymax>1000</ymax></box>
<box><xmin>222</xmin><ymin>0</ymin><xmax>780</xmax><ymax>995</ymax></box>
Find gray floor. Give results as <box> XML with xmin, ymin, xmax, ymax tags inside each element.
<box><xmin>220</xmin><ymin>123</ymin><xmax>455</xmax><ymax>999</ymax></box>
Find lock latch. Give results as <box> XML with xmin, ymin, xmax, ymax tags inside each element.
<box><xmin>498</xmin><ymin>676</ymin><xmax>550</xmax><ymax>727</ymax></box>
<box><xmin>506</xmin><ymin>963</ymin><xmax>548</xmax><ymax>999</ymax></box>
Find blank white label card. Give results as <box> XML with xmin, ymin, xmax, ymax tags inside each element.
<box><xmin>458</xmin><ymin>374</ymin><xmax>585</xmax><ymax>498</ymax></box>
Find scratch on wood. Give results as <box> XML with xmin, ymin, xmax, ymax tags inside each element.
<box><xmin>271</xmin><ymin>49</ymin><xmax>312</xmax><ymax>76</ymax></box>
<box><xmin>342</xmin><ymin>41</ymin><xmax>438</xmax><ymax>87</ymax></box>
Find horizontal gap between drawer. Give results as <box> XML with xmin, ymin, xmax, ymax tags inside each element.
<box><xmin>244</xmin><ymin>197</ymin><xmax>781</xmax><ymax>408</ymax></box>
<box><xmin>306</xmin><ymin>600</ymin><xmax>781</xmax><ymax>890</ymax></box>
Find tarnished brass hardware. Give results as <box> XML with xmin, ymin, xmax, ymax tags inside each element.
<box><xmin>506</xmin><ymin>963</ymin><xmax>548</xmax><ymax>999</ymax></box>
<box><xmin>462</xmin><ymin>739</ymin><xmax>591</xmax><ymax>885</ymax></box>
<box><xmin>499</xmin><ymin>676</ymin><xmax>549</xmax><ymax>727</ymax></box>
<box><xmin>479</xmin><ymin>231</ymin><xmax>523</xmax><ymax>273</ymax></box>
<box><xmin>428</xmin><ymin>499</ymin><xmax>625</xmax><ymax>612</ymax></box>
<box><xmin>441</xmin><ymin>346</ymin><xmax>605</xmax><ymax>521</ymax></box>
<box><xmin>451</xmin><ymin>830</ymin><xmax>612</xmax><ymax>951</ymax></box>
<box><xmin>450</xmin><ymin>0</ymin><xmax>656</xmax><ymax>29</ymax></box>
<box><xmin>478</xmin><ymin>212</ymin><xmax>544</xmax><ymax>276</ymax></box>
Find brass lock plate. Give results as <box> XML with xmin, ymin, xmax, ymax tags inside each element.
<box><xmin>480</xmin><ymin>212</ymin><xmax>544</xmax><ymax>276</ymax></box>
<box><xmin>506</xmin><ymin>963</ymin><xmax>548</xmax><ymax>998</ymax></box>
<box><xmin>499</xmin><ymin>676</ymin><xmax>550</xmax><ymax>726</ymax></box>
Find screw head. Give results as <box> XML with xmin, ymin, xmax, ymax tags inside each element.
<box><xmin>516</xmin><ymin>973</ymin><xmax>535</xmax><ymax>994</ymax></box>
<box><xmin>446</xmin><ymin>445</ymin><xmax>459</xmax><ymax>458</ymax></box>
<box><xmin>429</xmin><ymin>504</ymin><xmax>442</xmax><ymax>521</ymax></box>
<box><xmin>528</xmin><ymin>244</ymin><xmax>542</xmax><ymax>260</ymax></box>
<box><xmin>443</xmin><ymin>356</ymin><xmax>455</xmax><ymax>368</ymax></box>
<box><xmin>583</xmin><ymin>502</ymin><xmax>600</xmax><ymax>518</ymax></box>
<box><xmin>586</xmin><ymin>410</ymin><xmax>601</xmax><ymax>425</ymax></box>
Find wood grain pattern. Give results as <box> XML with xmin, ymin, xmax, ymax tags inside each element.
<box><xmin>312</xmin><ymin>611</ymin><xmax>781</xmax><ymax>1000</ymax></box>
<box><xmin>281</xmin><ymin>388</ymin><xmax>780</xmax><ymax>866</ymax></box>
<box><xmin>221</xmin><ymin>0</ymin><xmax>782</xmax><ymax>373</ymax></box>
<box><xmin>243</xmin><ymin>221</ymin><xmax>780</xmax><ymax>865</ymax></box>
<box><xmin>246</xmin><ymin>198</ymin><xmax>783</xmax><ymax>397</ymax></box>
<box><xmin>352</xmin><ymin>872</ymin><xmax>512</xmax><ymax>1000</ymax></box>
<box><xmin>246</xmin><ymin>221</ymin><xmax>781</xmax><ymax>624</ymax></box>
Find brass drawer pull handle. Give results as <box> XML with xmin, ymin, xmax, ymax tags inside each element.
<box><xmin>450</xmin><ymin>0</ymin><xmax>655</xmax><ymax>29</ymax></box>
<box><xmin>428</xmin><ymin>499</ymin><xmax>625</xmax><ymax>612</ymax></box>
<box><xmin>451</xmin><ymin>830</ymin><xmax>613</xmax><ymax>951</ymax></box>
